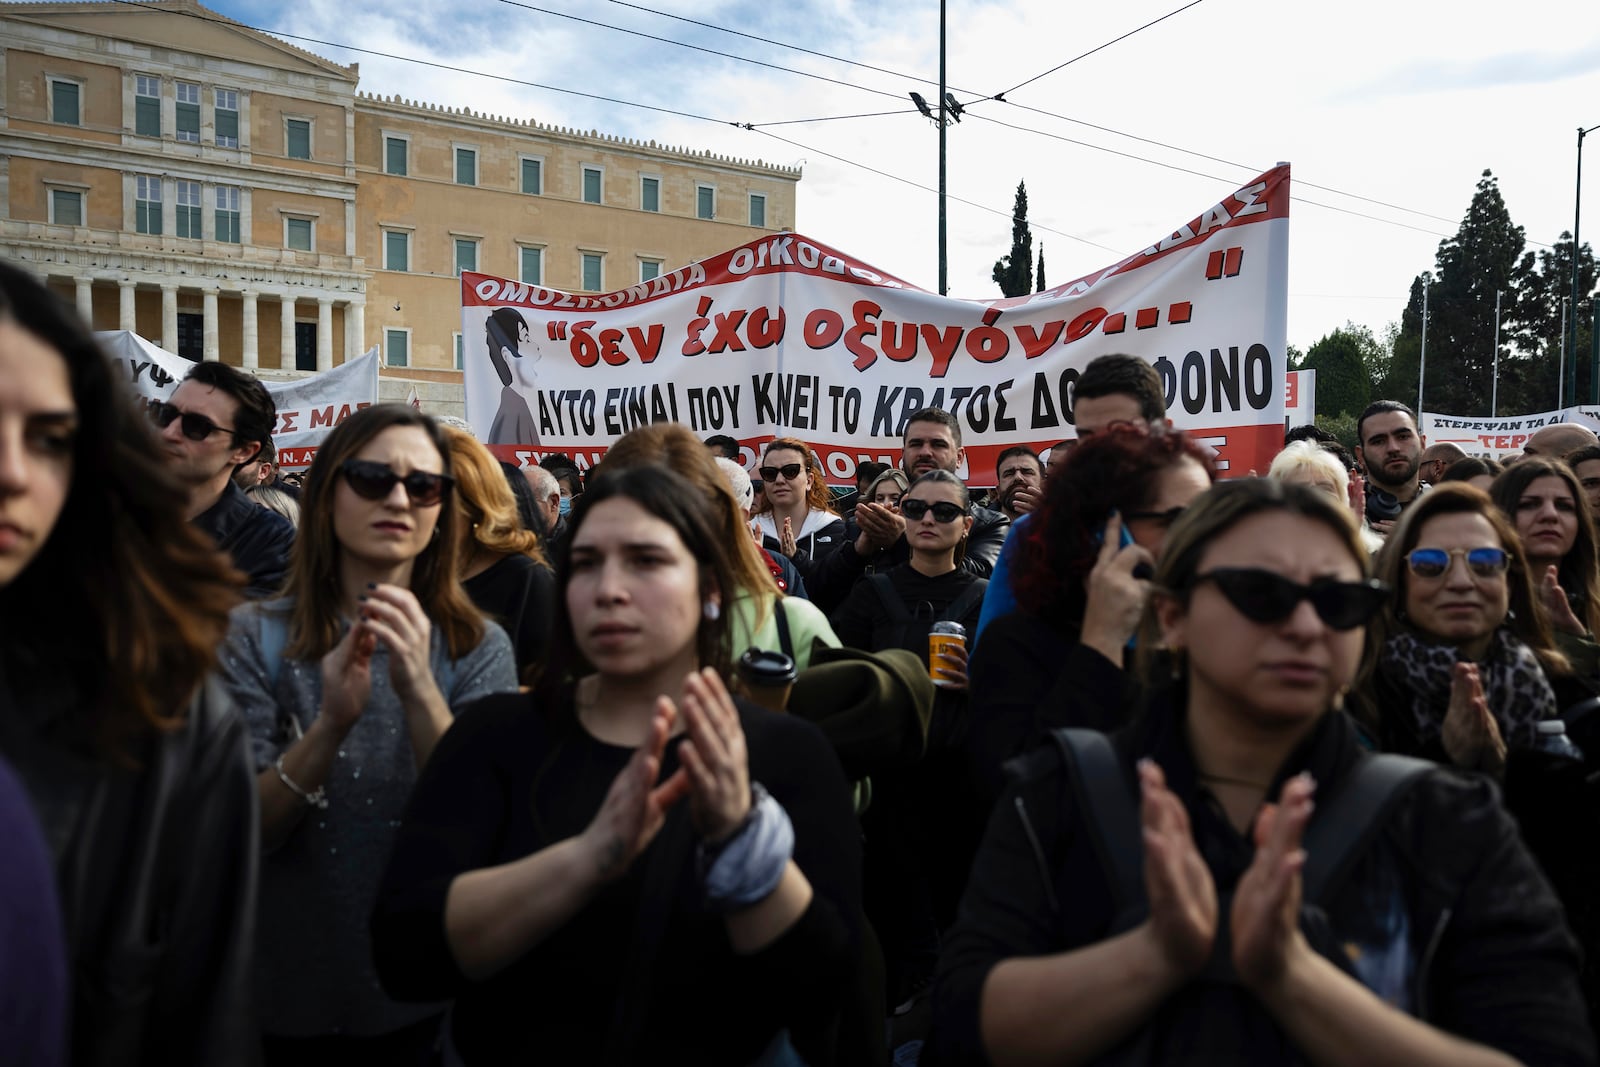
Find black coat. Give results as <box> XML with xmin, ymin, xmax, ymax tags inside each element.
<box><xmin>194</xmin><ymin>482</ymin><xmax>294</xmax><ymax>599</ymax></box>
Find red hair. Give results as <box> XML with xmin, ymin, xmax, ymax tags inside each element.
<box><xmin>1013</xmin><ymin>428</ymin><xmax>1216</xmax><ymax>622</ymax></box>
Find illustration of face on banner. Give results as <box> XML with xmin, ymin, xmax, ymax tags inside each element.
<box><xmin>462</xmin><ymin>166</ymin><xmax>1291</xmax><ymax>481</ymax></box>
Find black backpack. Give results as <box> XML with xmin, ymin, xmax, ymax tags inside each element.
<box><xmin>864</xmin><ymin>573</ymin><xmax>986</xmax><ymax>659</ymax></box>
<box><xmin>1049</xmin><ymin>728</ymin><xmax>1431</xmax><ymax>1065</ymax></box>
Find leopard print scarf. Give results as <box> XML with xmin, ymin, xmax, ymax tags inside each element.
<box><xmin>1378</xmin><ymin>628</ymin><xmax>1552</xmax><ymax>750</ymax></box>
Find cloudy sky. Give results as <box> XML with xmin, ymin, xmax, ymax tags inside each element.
<box><xmin>215</xmin><ymin>0</ymin><xmax>1600</xmax><ymax>353</ymax></box>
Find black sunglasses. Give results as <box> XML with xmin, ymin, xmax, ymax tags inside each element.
<box><xmin>151</xmin><ymin>401</ymin><xmax>236</xmax><ymax>442</ymax></box>
<box><xmin>1190</xmin><ymin>567</ymin><xmax>1390</xmax><ymax>631</ymax></box>
<box><xmin>1124</xmin><ymin>505</ymin><xmax>1187</xmax><ymax>527</ymax></box>
<box><xmin>1406</xmin><ymin>547</ymin><xmax>1509</xmax><ymax>580</ymax></box>
<box><xmin>900</xmin><ymin>499</ymin><xmax>967</xmax><ymax>523</ymax></box>
<box><xmin>340</xmin><ymin>459</ymin><xmax>453</xmax><ymax>508</ymax></box>
<box><xmin>759</xmin><ymin>462</ymin><xmax>805</xmax><ymax>482</ymax></box>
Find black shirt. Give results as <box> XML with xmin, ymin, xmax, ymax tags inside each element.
<box><xmin>461</xmin><ymin>553</ymin><xmax>555</xmax><ymax>683</ymax></box>
<box><xmin>192</xmin><ymin>482</ymin><xmax>294</xmax><ymax>599</ymax></box>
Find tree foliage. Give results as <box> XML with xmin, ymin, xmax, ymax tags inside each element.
<box><xmin>992</xmin><ymin>180</ymin><xmax>1034</xmax><ymax>298</ymax></box>
<box><xmin>1302</xmin><ymin>323</ymin><xmax>1385</xmax><ymax>417</ymax></box>
<box><xmin>1035</xmin><ymin>243</ymin><xmax>1047</xmax><ymax>292</ymax></box>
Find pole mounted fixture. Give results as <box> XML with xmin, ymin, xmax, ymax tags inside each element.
<box><xmin>1569</xmin><ymin>123</ymin><xmax>1600</xmax><ymax>406</ymax></box>
<box><xmin>909</xmin><ymin>92</ymin><xmax>934</xmax><ymax>120</ymax></box>
<box><xmin>943</xmin><ymin>93</ymin><xmax>964</xmax><ymax>122</ymax></box>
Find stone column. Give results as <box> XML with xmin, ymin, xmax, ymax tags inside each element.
<box><xmin>346</xmin><ymin>299</ymin><xmax>365</xmax><ymax>359</ymax></box>
<box><xmin>241</xmin><ymin>291</ymin><xmax>259</xmax><ymax>370</ymax></box>
<box><xmin>202</xmin><ymin>289</ymin><xmax>220</xmax><ymax>361</ymax></box>
<box><xmin>161</xmin><ymin>284</ymin><xmax>178</xmax><ymax>353</ymax></box>
<box><xmin>316</xmin><ymin>297</ymin><xmax>333</xmax><ymax>372</ymax></box>
<box><xmin>118</xmin><ymin>280</ymin><xmax>136</xmax><ymax>331</ymax></box>
<box><xmin>280</xmin><ymin>296</ymin><xmax>296</xmax><ymax>370</ymax></box>
<box><xmin>75</xmin><ymin>277</ymin><xmax>93</xmax><ymax>325</ymax></box>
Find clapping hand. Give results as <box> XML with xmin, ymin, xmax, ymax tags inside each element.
<box><xmin>1440</xmin><ymin>662</ymin><xmax>1506</xmax><ymax>774</ymax></box>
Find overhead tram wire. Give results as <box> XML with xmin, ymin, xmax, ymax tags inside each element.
<box><xmin>749</xmin><ymin>127</ymin><xmax>1122</xmax><ymax>254</ymax></box>
<box><xmin>113</xmin><ymin>0</ymin><xmax>1511</xmax><ymax>248</ymax></box>
<box><xmin>992</xmin><ymin>0</ymin><xmax>1209</xmax><ymax>99</ymax></box>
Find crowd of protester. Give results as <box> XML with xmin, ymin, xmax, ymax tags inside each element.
<box><xmin>3</xmin><ymin>257</ymin><xmax>1599</xmax><ymax>1066</ymax></box>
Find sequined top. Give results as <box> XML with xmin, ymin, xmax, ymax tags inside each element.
<box><xmin>219</xmin><ymin>597</ymin><xmax>517</xmax><ymax>1038</ymax></box>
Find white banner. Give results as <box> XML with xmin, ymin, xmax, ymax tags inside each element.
<box><xmin>461</xmin><ymin>166</ymin><xmax>1292</xmax><ymax>481</ymax></box>
<box><xmin>99</xmin><ymin>331</ymin><xmax>381</xmax><ymax>467</ymax></box>
<box><xmin>1421</xmin><ymin>406</ymin><xmax>1600</xmax><ymax>461</ymax></box>
<box><xmin>1286</xmin><ymin>369</ymin><xmax>1316</xmax><ymax>428</ymax></box>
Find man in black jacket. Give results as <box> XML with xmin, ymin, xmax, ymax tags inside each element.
<box><xmin>155</xmin><ymin>361</ymin><xmax>293</xmax><ymax>598</ymax></box>
<box><xmin>809</xmin><ymin>407</ymin><xmax>1008</xmax><ymax>613</ymax></box>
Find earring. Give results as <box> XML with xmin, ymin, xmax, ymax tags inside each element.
<box><xmin>1168</xmin><ymin>646</ymin><xmax>1186</xmax><ymax>681</ymax></box>
<box><xmin>703</xmin><ymin>599</ymin><xmax>721</xmax><ymax>621</ymax></box>
<box><xmin>1330</xmin><ymin>685</ymin><xmax>1349</xmax><ymax>712</ymax></box>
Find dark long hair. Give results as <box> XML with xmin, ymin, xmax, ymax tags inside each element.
<box><xmin>543</xmin><ymin>464</ymin><xmax>737</xmax><ymax>687</ymax></box>
<box><xmin>0</xmin><ymin>261</ymin><xmax>243</xmax><ymax>753</ymax></box>
<box><xmin>1490</xmin><ymin>457</ymin><xmax>1600</xmax><ymax>635</ymax></box>
<box><xmin>284</xmin><ymin>404</ymin><xmax>484</xmax><ymax>660</ymax></box>
<box><xmin>1014</xmin><ymin>427</ymin><xmax>1216</xmax><ymax>623</ymax></box>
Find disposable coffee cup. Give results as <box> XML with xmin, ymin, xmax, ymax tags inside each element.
<box><xmin>929</xmin><ymin>622</ymin><xmax>967</xmax><ymax>689</ymax></box>
<box><xmin>737</xmin><ymin>649</ymin><xmax>798</xmax><ymax>712</ymax></box>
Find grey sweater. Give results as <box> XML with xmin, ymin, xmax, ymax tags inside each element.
<box><xmin>219</xmin><ymin>597</ymin><xmax>518</xmax><ymax>1037</ymax></box>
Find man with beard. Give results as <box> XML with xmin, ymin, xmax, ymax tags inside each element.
<box><xmin>154</xmin><ymin>361</ymin><xmax>293</xmax><ymax>597</ymax></box>
<box><xmin>1354</xmin><ymin>400</ymin><xmax>1425</xmax><ymax>537</ymax></box>
<box><xmin>991</xmin><ymin>447</ymin><xmax>1043</xmax><ymax>521</ymax></box>
<box><xmin>807</xmin><ymin>408</ymin><xmax>1009</xmax><ymax>612</ymax></box>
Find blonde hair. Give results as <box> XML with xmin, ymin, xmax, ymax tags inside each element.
<box><xmin>442</xmin><ymin>427</ymin><xmax>547</xmax><ymax>565</ymax></box>
<box><xmin>1267</xmin><ymin>440</ymin><xmax>1348</xmax><ymax>501</ymax></box>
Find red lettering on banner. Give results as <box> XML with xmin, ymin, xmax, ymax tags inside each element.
<box><xmin>1135</xmin><ymin>307</ymin><xmax>1159</xmax><ymax>330</ymax></box>
<box><xmin>1168</xmin><ymin>301</ymin><xmax>1193</xmax><ymax>325</ymax></box>
<box><xmin>1102</xmin><ymin>312</ymin><xmax>1127</xmax><ymax>335</ymax></box>
<box><xmin>1224</xmin><ymin>247</ymin><xmax>1244</xmax><ymax>277</ymax></box>
<box><xmin>1285</xmin><ymin>375</ymin><xmax>1300</xmax><ymax>407</ymax></box>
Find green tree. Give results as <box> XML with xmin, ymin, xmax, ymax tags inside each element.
<box><xmin>1503</xmin><ymin>232</ymin><xmax>1597</xmax><ymax>410</ymax></box>
<box><xmin>1315</xmin><ymin>412</ymin><xmax>1359</xmax><ymax>453</ymax></box>
<box><xmin>992</xmin><ymin>180</ymin><xmax>1033</xmax><ymax>297</ymax></box>
<box><xmin>1035</xmin><ymin>243</ymin><xmax>1047</xmax><ymax>292</ymax></box>
<box><xmin>1397</xmin><ymin>171</ymin><xmax>1526</xmax><ymax>416</ymax></box>
<box><xmin>1301</xmin><ymin>324</ymin><xmax>1380</xmax><ymax>417</ymax></box>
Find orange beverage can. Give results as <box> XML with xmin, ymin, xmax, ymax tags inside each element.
<box><xmin>929</xmin><ymin>622</ymin><xmax>966</xmax><ymax>689</ymax></box>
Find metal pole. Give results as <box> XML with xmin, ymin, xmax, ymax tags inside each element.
<box><xmin>1571</xmin><ymin>125</ymin><xmax>1598</xmax><ymax>405</ymax></box>
<box><xmin>1560</xmin><ymin>296</ymin><xmax>1569</xmax><ymax>408</ymax></box>
<box><xmin>937</xmin><ymin>0</ymin><xmax>947</xmax><ymax>296</ymax></box>
<box><xmin>1417</xmin><ymin>276</ymin><xmax>1430</xmax><ymax>416</ymax></box>
<box><xmin>1492</xmin><ymin>289</ymin><xmax>1502</xmax><ymax>416</ymax></box>
<box><xmin>1592</xmin><ymin>295</ymin><xmax>1600</xmax><ymax>405</ymax></box>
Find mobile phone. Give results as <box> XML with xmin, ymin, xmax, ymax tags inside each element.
<box><xmin>1093</xmin><ymin>513</ymin><xmax>1136</xmax><ymax>550</ymax></box>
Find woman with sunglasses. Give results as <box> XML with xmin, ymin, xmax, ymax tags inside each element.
<box><xmin>752</xmin><ymin>437</ymin><xmax>845</xmax><ymax>588</ymax></box>
<box><xmin>829</xmin><ymin>469</ymin><xmax>988</xmax><ymax>1020</ymax></box>
<box><xmin>441</xmin><ymin>427</ymin><xmax>556</xmax><ymax>684</ymax></box>
<box><xmin>967</xmin><ymin>428</ymin><xmax>1215</xmax><ymax>800</ymax></box>
<box><xmin>372</xmin><ymin>464</ymin><xmax>866</xmax><ymax>1065</ymax></box>
<box><xmin>1490</xmin><ymin>458</ymin><xmax>1600</xmax><ymax>679</ymax></box>
<box><xmin>928</xmin><ymin>478</ymin><xmax>1592</xmax><ymax>1066</ymax></box>
<box><xmin>220</xmin><ymin>404</ymin><xmax>517</xmax><ymax>1065</ymax></box>
<box><xmin>0</xmin><ymin>261</ymin><xmax>258</xmax><ymax>1063</ymax></box>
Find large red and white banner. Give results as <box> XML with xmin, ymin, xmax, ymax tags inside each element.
<box><xmin>462</xmin><ymin>165</ymin><xmax>1290</xmax><ymax>481</ymax></box>
<box><xmin>1422</xmin><ymin>406</ymin><xmax>1600</xmax><ymax>461</ymax></box>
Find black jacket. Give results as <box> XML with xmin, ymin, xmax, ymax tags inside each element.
<box><xmin>0</xmin><ymin>674</ymin><xmax>261</xmax><ymax>1067</ymax></box>
<box><xmin>927</xmin><ymin>705</ymin><xmax>1595</xmax><ymax>1066</ymax></box>
<box><xmin>194</xmin><ymin>482</ymin><xmax>294</xmax><ymax>599</ymax></box>
<box><xmin>807</xmin><ymin>503</ymin><xmax>1009</xmax><ymax>615</ymax></box>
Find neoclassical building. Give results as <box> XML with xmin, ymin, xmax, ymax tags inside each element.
<box><xmin>1</xmin><ymin>0</ymin><xmax>799</xmax><ymax>386</ymax></box>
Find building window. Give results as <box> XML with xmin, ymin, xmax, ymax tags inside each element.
<box><xmin>285</xmin><ymin>217</ymin><xmax>313</xmax><ymax>252</ymax></box>
<box><xmin>384</xmin><ymin>230</ymin><xmax>409</xmax><ymax>272</ymax></box>
<box><xmin>521</xmin><ymin>157</ymin><xmax>542</xmax><ymax>195</ymax></box>
<box><xmin>177</xmin><ymin>313</ymin><xmax>204</xmax><ymax>363</ymax></box>
<box><xmin>520</xmin><ymin>246</ymin><xmax>543</xmax><ymax>285</ymax></box>
<box><xmin>696</xmin><ymin>185</ymin><xmax>715</xmax><ymax>220</ymax></box>
<box><xmin>454</xmin><ymin>238</ymin><xmax>478</xmax><ymax>277</ymax></box>
<box><xmin>215</xmin><ymin>185</ymin><xmax>241</xmax><ymax>244</ymax></box>
<box><xmin>385</xmin><ymin>328</ymin><xmax>409</xmax><ymax>368</ymax></box>
<box><xmin>640</xmin><ymin>176</ymin><xmax>660</xmax><ymax>213</ymax></box>
<box><xmin>455</xmin><ymin>147</ymin><xmax>477</xmax><ymax>186</ymax></box>
<box><xmin>175</xmin><ymin>81</ymin><xmax>200</xmax><ymax>143</ymax></box>
<box><xmin>286</xmin><ymin>118</ymin><xmax>311</xmax><ymax>160</ymax></box>
<box><xmin>454</xmin><ymin>333</ymin><xmax>464</xmax><ymax>370</ymax></box>
<box><xmin>582</xmin><ymin>166</ymin><xmax>602</xmax><ymax>204</ymax></box>
<box><xmin>135</xmin><ymin>176</ymin><xmax>162</xmax><ymax>235</ymax></box>
<box><xmin>581</xmin><ymin>253</ymin><xmax>603</xmax><ymax>292</ymax></box>
<box><xmin>640</xmin><ymin>259</ymin><xmax>661</xmax><ymax>283</ymax></box>
<box><xmin>214</xmin><ymin>88</ymin><xmax>239</xmax><ymax>147</ymax></box>
<box><xmin>175</xmin><ymin>180</ymin><xmax>202</xmax><ymax>239</ymax></box>
<box><xmin>294</xmin><ymin>322</ymin><xmax>318</xmax><ymax>371</ymax></box>
<box><xmin>49</xmin><ymin>189</ymin><xmax>84</xmax><ymax>226</ymax></box>
<box><xmin>50</xmin><ymin>78</ymin><xmax>81</xmax><ymax>126</ymax></box>
<box><xmin>384</xmin><ymin>135</ymin><xmax>407</xmax><ymax>176</ymax></box>
<box><xmin>135</xmin><ymin>74</ymin><xmax>161</xmax><ymax>136</ymax></box>
<box><xmin>749</xmin><ymin>194</ymin><xmax>767</xmax><ymax>228</ymax></box>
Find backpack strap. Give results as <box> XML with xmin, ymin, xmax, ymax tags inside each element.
<box><xmin>772</xmin><ymin>597</ymin><xmax>794</xmax><ymax>661</ymax></box>
<box><xmin>867</xmin><ymin>573</ymin><xmax>912</xmax><ymax>622</ymax></box>
<box><xmin>1301</xmin><ymin>752</ymin><xmax>1432</xmax><ymax>904</ymax></box>
<box><xmin>1050</xmin><ymin>729</ymin><xmax>1144</xmax><ymax>918</ymax></box>
<box><xmin>940</xmin><ymin>582</ymin><xmax>987</xmax><ymax>625</ymax></box>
